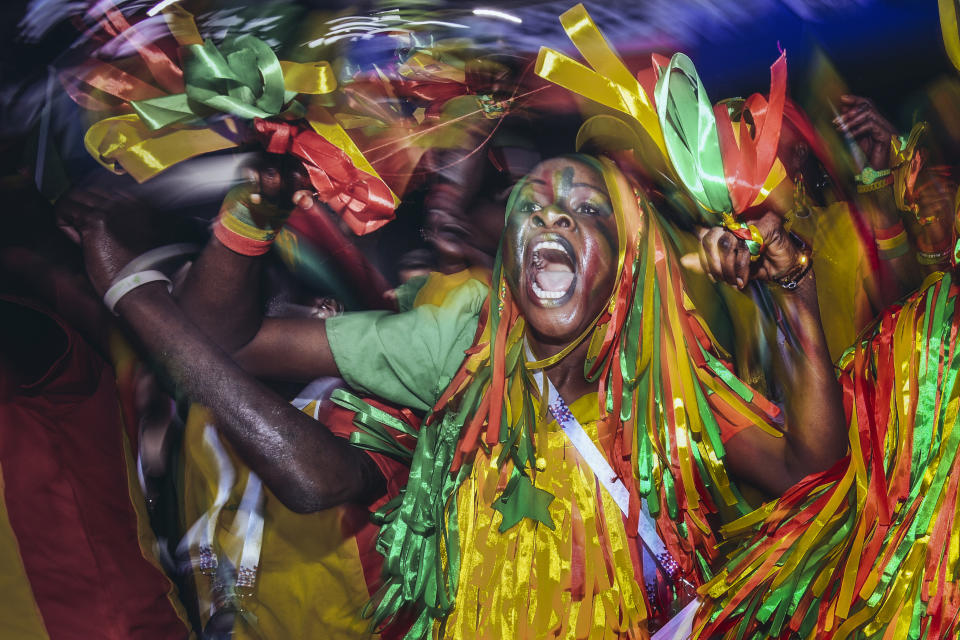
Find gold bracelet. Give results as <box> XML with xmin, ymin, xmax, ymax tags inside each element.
<box><xmin>856</xmin><ymin>174</ymin><xmax>894</xmax><ymax>193</ymax></box>
<box><xmin>770</xmin><ymin>235</ymin><xmax>813</xmax><ymax>290</ymax></box>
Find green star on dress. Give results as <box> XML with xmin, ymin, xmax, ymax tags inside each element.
<box><xmin>491</xmin><ymin>471</ymin><xmax>556</xmax><ymax>533</ymax></box>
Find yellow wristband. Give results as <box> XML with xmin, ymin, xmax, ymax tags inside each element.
<box><xmin>219</xmin><ymin>211</ymin><xmax>278</xmax><ymax>243</ymax></box>
<box><xmin>875</xmin><ymin>230</ymin><xmax>908</xmax><ymax>251</ymax></box>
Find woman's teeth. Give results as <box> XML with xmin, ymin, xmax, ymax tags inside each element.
<box><xmin>533</xmin><ymin>240</ymin><xmax>567</xmax><ymax>254</ymax></box>
<box><xmin>532</xmin><ymin>280</ymin><xmax>568</xmax><ymax>299</ymax></box>
<box><xmin>530</xmin><ymin>239</ymin><xmax>575</xmax><ymax>299</ymax></box>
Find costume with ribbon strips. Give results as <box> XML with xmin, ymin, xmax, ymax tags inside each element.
<box><xmin>324</xmin><ymin>151</ymin><xmax>792</xmax><ymax>639</ymax></box>
<box><xmin>691</xmin><ymin>270</ymin><xmax>960</xmax><ymax>640</ymax></box>
<box><xmin>680</xmin><ymin>8</ymin><xmax>960</xmax><ymax>639</ymax></box>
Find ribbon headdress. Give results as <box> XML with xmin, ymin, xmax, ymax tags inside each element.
<box><xmin>654</xmin><ymin>51</ymin><xmax>789</xmax><ymax>256</ymax></box>
<box><xmin>534</xmin><ymin>4</ymin><xmax>788</xmax><ymax>256</ymax></box>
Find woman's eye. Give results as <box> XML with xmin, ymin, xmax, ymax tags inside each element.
<box><xmin>576</xmin><ymin>202</ymin><xmax>600</xmax><ymax>216</ymax></box>
<box><xmin>519</xmin><ymin>200</ymin><xmax>542</xmax><ymax>213</ymax></box>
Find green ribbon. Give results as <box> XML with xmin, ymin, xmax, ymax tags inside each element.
<box><xmin>132</xmin><ymin>36</ymin><xmax>295</xmax><ymax>130</ymax></box>
<box><xmin>654</xmin><ymin>53</ymin><xmax>732</xmax><ymax>225</ymax></box>
<box><xmin>333</xmin><ymin>375</ymin><xmax>482</xmax><ymax>638</ymax></box>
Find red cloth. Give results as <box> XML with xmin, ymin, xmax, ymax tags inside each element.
<box><xmin>0</xmin><ymin>298</ymin><xmax>188</xmax><ymax>639</ymax></box>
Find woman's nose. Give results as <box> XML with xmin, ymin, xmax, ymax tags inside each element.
<box><xmin>532</xmin><ymin>206</ymin><xmax>574</xmax><ymax>229</ymax></box>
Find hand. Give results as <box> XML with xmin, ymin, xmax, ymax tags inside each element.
<box><xmin>231</xmin><ymin>153</ymin><xmax>312</xmax><ymax>227</ymax></box>
<box><xmin>55</xmin><ymin>182</ymin><xmax>193</xmax><ymax>296</ymax></box>
<box><xmin>908</xmin><ymin>168</ymin><xmax>957</xmax><ymax>259</ymax></box>
<box><xmin>833</xmin><ymin>94</ymin><xmax>898</xmax><ymax>170</ymax></box>
<box><xmin>691</xmin><ymin>211</ymin><xmax>801</xmax><ymax>290</ymax></box>
<box><xmin>55</xmin><ymin>187</ymin><xmax>146</xmax><ymax>296</ymax></box>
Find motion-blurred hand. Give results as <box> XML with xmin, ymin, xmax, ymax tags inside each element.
<box><xmin>55</xmin><ymin>186</ymin><xmax>146</xmax><ymax>296</ymax></box>
<box><xmin>833</xmin><ymin>94</ymin><xmax>898</xmax><ymax>170</ymax></box>
<box><xmin>689</xmin><ymin>211</ymin><xmax>802</xmax><ymax>290</ymax></box>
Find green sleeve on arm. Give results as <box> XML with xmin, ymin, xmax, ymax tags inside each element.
<box><xmin>393</xmin><ymin>274</ymin><xmax>429</xmax><ymax>312</ymax></box>
<box><xmin>325</xmin><ymin>280</ymin><xmax>487</xmax><ymax>412</ymax></box>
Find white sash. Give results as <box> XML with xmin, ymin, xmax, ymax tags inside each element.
<box><xmin>527</xmin><ymin>347</ymin><xmax>700</xmax><ymax>640</ymax></box>
<box><xmin>177</xmin><ymin>423</ymin><xmax>265</xmax><ymax>620</ymax></box>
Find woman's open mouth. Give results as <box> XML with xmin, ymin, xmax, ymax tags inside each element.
<box><xmin>526</xmin><ymin>234</ymin><xmax>577</xmax><ymax>307</ymax></box>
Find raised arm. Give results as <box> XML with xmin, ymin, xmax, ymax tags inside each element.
<box><xmin>693</xmin><ymin>212</ymin><xmax>847</xmax><ymax>496</ymax></box>
<box><xmin>58</xmin><ymin>189</ymin><xmax>385</xmax><ymax>512</ymax></box>
<box><xmin>833</xmin><ymin>94</ymin><xmax>924</xmax><ymax>304</ymax></box>
<box><xmin>175</xmin><ymin>163</ymin><xmax>341</xmax><ymax>381</ymax></box>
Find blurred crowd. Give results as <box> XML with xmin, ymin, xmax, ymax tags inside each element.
<box><xmin>4</xmin><ymin>1</ymin><xmax>960</xmax><ymax>639</ymax></box>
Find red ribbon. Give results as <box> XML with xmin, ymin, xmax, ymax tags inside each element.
<box><xmin>61</xmin><ymin>6</ymin><xmax>185</xmax><ymax>111</ymax></box>
<box><xmin>101</xmin><ymin>8</ymin><xmax>184</xmax><ymax>95</ymax></box>
<box><xmin>714</xmin><ymin>51</ymin><xmax>788</xmax><ymax>214</ymax></box>
<box><xmin>392</xmin><ymin>55</ymin><xmax>521</xmax><ymax>119</ymax></box>
<box><xmin>254</xmin><ymin>118</ymin><xmax>396</xmax><ymax>236</ymax></box>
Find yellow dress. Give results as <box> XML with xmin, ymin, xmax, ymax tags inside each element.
<box><xmin>180</xmin><ymin>270</ymin><xmax>492</xmax><ymax>639</ymax></box>
<box><xmin>443</xmin><ymin>393</ymin><xmax>649</xmax><ymax>640</ymax></box>
<box><xmin>181</xmin><ymin>405</ymin><xmax>373</xmax><ymax>640</ymax></box>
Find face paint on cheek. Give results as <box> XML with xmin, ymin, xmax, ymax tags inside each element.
<box><xmin>582</xmin><ymin>218</ymin><xmax>619</xmax><ymax>300</ymax></box>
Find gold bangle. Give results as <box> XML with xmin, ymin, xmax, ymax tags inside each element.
<box><xmin>856</xmin><ymin>174</ymin><xmax>894</xmax><ymax>193</ymax></box>
<box><xmin>770</xmin><ymin>235</ymin><xmax>812</xmax><ymax>290</ymax></box>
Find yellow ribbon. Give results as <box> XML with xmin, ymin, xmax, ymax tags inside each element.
<box><xmin>82</xmin><ymin>5</ymin><xmax>340</xmax><ymax>183</ymax></box>
<box><xmin>535</xmin><ymin>4</ymin><xmax>668</xmax><ymax>164</ymax></box>
<box><xmin>84</xmin><ymin>114</ymin><xmax>237</xmax><ymax>183</ymax></box>
<box><xmin>940</xmin><ymin>0</ymin><xmax>960</xmax><ymax>73</ymax></box>
<box><xmin>162</xmin><ymin>4</ymin><xmax>202</xmax><ymax>46</ymax></box>
<box><xmin>280</xmin><ymin>60</ymin><xmax>338</xmax><ymax>95</ymax></box>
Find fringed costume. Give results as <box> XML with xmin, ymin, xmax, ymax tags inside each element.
<box><xmin>526</xmin><ymin>7</ymin><xmax>960</xmax><ymax>639</ymax></box>
<box><xmin>696</xmin><ymin>271</ymin><xmax>960</xmax><ymax>639</ymax></box>
<box><xmin>330</xmin><ymin>154</ymin><xmax>791</xmax><ymax>639</ymax></box>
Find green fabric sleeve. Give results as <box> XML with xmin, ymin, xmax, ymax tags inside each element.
<box><xmin>325</xmin><ymin>279</ymin><xmax>487</xmax><ymax>412</ymax></box>
<box><xmin>393</xmin><ymin>274</ymin><xmax>429</xmax><ymax>313</ymax></box>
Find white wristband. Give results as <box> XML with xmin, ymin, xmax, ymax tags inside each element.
<box><xmin>103</xmin><ymin>270</ymin><xmax>172</xmax><ymax>315</ymax></box>
<box><xmin>115</xmin><ymin>243</ymin><xmax>200</xmax><ymax>280</ymax></box>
